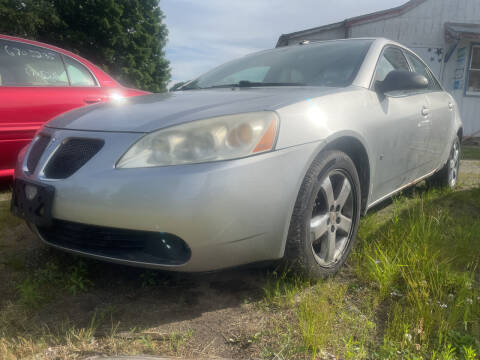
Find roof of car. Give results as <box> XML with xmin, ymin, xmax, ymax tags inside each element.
<box><xmin>0</xmin><ymin>34</ymin><xmax>83</xmax><ymax>60</ymax></box>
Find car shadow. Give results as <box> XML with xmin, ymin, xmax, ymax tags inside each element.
<box><xmin>0</xmin><ymin>177</ymin><xmax>13</xmax><ymax>192</ymax></box>
<box><xmin>19</xmin><ymin>244</ymin><xmax>278</xmax><ymax>337</ymax></box>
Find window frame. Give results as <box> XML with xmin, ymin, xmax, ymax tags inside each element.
<box><xmin>403</xmin><ymin>49</ymin><xmax>444</xmax><ymax>93</ymax></box>
<box><xmin>62</xmin><ymin>54</ymin><xmax>99</xmax><ymax>87</ymax></box>
<box><xmin>465</xmin><ymin>43</ymin><xmax>480</xmax><ymax>97</ymax></box>
<box><xmin>369</xmin><ymin>45</ymin><xmax>412</xmax><ymax>91</ymax></box>
<box><xmin>0</xmin><ymin>38</ymin><xmax>100</xmax><ymax>88</ymax></box>
<box><xmin>370</xmin><ymin>44</ymin><xmax>446</xmax><ymax>95</ymax></box>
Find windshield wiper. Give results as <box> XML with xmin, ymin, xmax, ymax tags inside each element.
<box><xmin>203</xmin><ymin>80</ymin><xmax>306</xmax><ymax>89</ymax></box>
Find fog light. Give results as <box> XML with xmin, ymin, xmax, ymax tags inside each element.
<box><xmin>25</xmin><ymin>185</ymin><xmax>37</xmax><ymax>200</ymax></box>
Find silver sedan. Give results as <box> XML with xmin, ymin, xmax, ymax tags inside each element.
<box><xmin>11</xmin><ymin>38</ymin><xmax>462</xmax><ymax>277</ymax></box>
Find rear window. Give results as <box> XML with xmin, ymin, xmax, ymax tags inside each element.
<box><xmin>0</xmin><ymin>39</ymin><xmax>68</xmax><ymax>87</ymax></box>
<box><xmin>64</xmin><ymin>55</ymin><xmax>97</xmax><ymax>87</ymax></box>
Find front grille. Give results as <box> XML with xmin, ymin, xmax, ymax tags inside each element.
<box><xmin>44</xmin><ymin>138</ymin><xmax>104</xmax><ymax>179</ymax></box>
<box><xmin>26</xmin><ymin>135</ymin><xmax>51</xmax><ymax>173</ymax></box>
<box><xmin>37</xmin><ymin>219</ymin><xmax>191</xmax><ymax>265</ymax></box>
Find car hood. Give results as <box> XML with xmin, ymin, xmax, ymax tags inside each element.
<box><xmin>47</xmin><ymin>87</ymin><xmax>346</xmax><ymax>133</ymax></box>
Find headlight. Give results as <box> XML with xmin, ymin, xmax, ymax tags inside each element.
<box><xmin>116</xmin><ymin>111</ymin><xmax>279</xmax><ymax>168</ymax></box>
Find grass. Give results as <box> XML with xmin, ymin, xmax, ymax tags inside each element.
<box><xmin>261</xmin><ymin>186</ymin><xmax>480</xmax><ymax>359</ymax></box>
<box><xmin>0</xmin><ymin>164</ymin><xmax>479</xmax><ymax>359</ymax></box>
<box><xmin>354</xmin><ymin>188</ymin><xmax>480</xmax><ymax>359</ymax></box>
<box><xmin>462</xmin><ymin>145</ymin><xmax>480</xmax><ymax>160</ymax></box>
<box><xmin>0</xmin><ymin>199</ymin><xmax>22</xmax><ymax>235</ymax></box>
<box><xmin>15</xmin><ymin>259</ymin><xmax>93</xmax><ymax>308</ymax></box>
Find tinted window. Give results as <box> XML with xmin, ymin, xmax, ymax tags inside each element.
<box><xmin>405</xmin><ymin>51</ymin><xmax>442</xmax><ymax>91</ymax></box>
<box><xmin>183</xmin><ymin>40</ymin><xmax>373</xmax><ymax>89</ymax></box>
<box><xmin>374</xmin><ymin>47</ymin><xmax>410</xmax><ymax>83</ymax></box>
<box><xmin>64</xmin><ymin>56</ymin><xmax>96</xmax><ymax>86</ymax></box>
<box><xmin>0</xmin><ymin>40</ymin><xmax>68</xmax><ymax>86</ymax></box>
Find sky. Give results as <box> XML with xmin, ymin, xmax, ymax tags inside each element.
<box><xmin>162</xmin><ymin>0</ymin><xmax>407</xmax><ymax>86</ymax></box>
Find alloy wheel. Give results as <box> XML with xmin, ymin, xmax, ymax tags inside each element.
<box><xmin>310</xmin><ymin>170</ymin><xmax>355</xmax><ymax>267</ymax></box>
<box><xmin>448</xmin><ymin>140</ymin><xmax>460</xmax><ymax>187</ymax></box>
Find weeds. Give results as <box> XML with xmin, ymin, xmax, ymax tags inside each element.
<box><xmin>462</xmin><ymin>145</ymin><xmax>480</xmax><ymax>160</ymax></box>
<box><xmin>354</xmin><ymin>188</ymin><xmax>480</xmax><ymax>357</ymax></box>
<box><xmin>297</xmin><ymin>281</ymin><xmax>346</xmax><ymax>356</ymax></box>
<box><xmin>260</xmin><ymin>186</ymin><xmax>479</xmax><ymax>359</ymax></box>
<box><xmin>263</xmin><ymin>268</ymin><xmax>313</xmax><ymax>308</ymax></box>
<box><xmin>16</xmin><ymin>259</ymin><xmax>93</xmax><ymax>308</ymax></box>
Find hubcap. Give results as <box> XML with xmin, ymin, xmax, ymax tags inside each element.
<box><xmin>310</xmin><ymin>170</ymin><xmax>355</xmax><ymax>267</ymax></box>
<box><xmin>448</xmin><ymin>141</ymin><xmax>460</xmax><ymax>187</ymax></box>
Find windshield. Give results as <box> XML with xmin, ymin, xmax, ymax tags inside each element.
<box><xmin>182</xmin><ymin>40</ymin><xmax>373</xmax><ymax>90</ymax></box>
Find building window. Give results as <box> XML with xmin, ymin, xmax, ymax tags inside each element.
<box><xmin>467</xmin><ymin>45</ymin><xmax>480</xmax><ymax>95</ymax></box>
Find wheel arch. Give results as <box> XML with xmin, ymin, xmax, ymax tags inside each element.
<box><xmin>457</xmin><ymin>127</ymin><xmax>463</xmax><ymax>141</ymax></box>
<box><xmin>323</xmin><ymin>135</ymin><xmax>371</xmax><ymax>215</ymax></box>
<box><xmin>279</xmin><ymin>133</ymin><xmax>373</xmax><ymax>258</ymax></box>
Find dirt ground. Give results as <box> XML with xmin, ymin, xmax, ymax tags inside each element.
<box><xmin>1</xmin><ymin>159</ymin><xmax>479</xmax><ymax>359</ymax></box>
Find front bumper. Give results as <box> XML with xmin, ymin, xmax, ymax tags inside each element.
<box><xmin>15</xmin><ymin>127</ymin><xmax>323</xmax><ymax>271</ymax></box>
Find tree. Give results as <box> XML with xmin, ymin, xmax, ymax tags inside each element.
<box><xmin>0</xmin><ymin>0</ymin><xmax>59</xmax><ymax>38</ymax></box>
<box><xmin>0</xmin><ymin>0</ymin><xmax>170</xmax><ymax>92</ymax></box>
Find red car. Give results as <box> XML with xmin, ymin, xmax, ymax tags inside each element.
<box><xmin>0</xmin><ymin>34</ymin><xmax>149</xmax><ymax>178</ymax></box>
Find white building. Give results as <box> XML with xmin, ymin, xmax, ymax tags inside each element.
<box><xmin>276</xmin><ymin>0</ymin><xmax>480</xmax><ymax>136</ymax></box>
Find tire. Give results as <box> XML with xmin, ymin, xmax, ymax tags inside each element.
<box><xmin>285</xmin><ymin>150</ymin><xmax>362</xmax><ymax>278</ymax></box>
<box><xmin>427</xmin><ymin>136</ymin><xmax>461</xmax><ymax>189</ymax></box>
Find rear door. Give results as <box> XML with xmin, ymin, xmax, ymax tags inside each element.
<box><xmin>0</xmin><ymin>39</ymin><xmax>108</xmax><ymax>173</ymax></box>
<box><xmin>404</xmin><ymin>50</ymin><xmax>453</xmax><ymax>169</ymax></box>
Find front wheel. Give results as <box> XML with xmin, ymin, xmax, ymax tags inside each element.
<box><xmin>285</xmin><ymin>150</ymin><xmax>361</xmax><ymax>278</ymax></box>
<box><xmin>427</xmin><ymin>136</ymin><xmax>461</xmax><ymax>189</ymax></box>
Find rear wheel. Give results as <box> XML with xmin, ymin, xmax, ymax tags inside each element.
<box><xmin>427</xmin><ymin>136</ymin><xmax>461</xmax><ymax>189</ymax></box>
<box><xmin>285</xmin><ymin>150</ymin><xmax>361</xmax><ymax>278</ymax></box>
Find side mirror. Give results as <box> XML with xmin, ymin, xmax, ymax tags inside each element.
<box><xmin>376</xmin><ymin>70</ymin><xmax>428</xmax><ymax>94</ymax></box>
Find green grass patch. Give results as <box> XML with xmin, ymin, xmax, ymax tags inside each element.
<box><xmin>263</xmin><ymin>269</ymin><xmax>313</xmax><ymax>308</ymax></box>
<box><xmin>262</xmin><ymin>187</ymin><xmax>480</xmax><ymax>359</ymax></box>
<box><xmin>0</xmin><ymin>199</ymin><xmax>22</xmax><ymax>236</ymax></box>
<box><xmin>462</xmin><ymin>145</ymin><xmax>480</xmax><ymax>160</ymax></box>
<box><xmin>16</xmin><ymin>259</ymin><xmax>93</xmax><ymax>309</ymax></box>
<box><xmin>354</xmin><ymin>188</ymin><xmax>480</xmax><ymax>358</ymax></box>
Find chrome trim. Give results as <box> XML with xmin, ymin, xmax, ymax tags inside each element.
<box><xmin>36</xmin><ymin>138</ymin><xmax>64</xmax><ymax>181</ymax></box>
<box><xmin>22</xmin><ymin>134</ymin><xmax>40</xmax><ymax>174</ymax></box>
<box><xmin>367</xmin><ymin>167</ymin><xmax>439</xmax><ymax>210</ymax></box>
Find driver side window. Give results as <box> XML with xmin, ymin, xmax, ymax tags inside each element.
<box><xmin>374</xmin><ymin>47</ymin><xmax>410</xmax><ymax>84</ymax></box>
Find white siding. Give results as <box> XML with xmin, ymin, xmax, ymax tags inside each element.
<box><xmin>350</xmin><ymin>0</ymin><xmax>480</xmax><ymax>48</ymax></box>
<box><xmin>287</xmin><ymin>27</ymin><xmax>345</xmax><ymax>45</ymax></box>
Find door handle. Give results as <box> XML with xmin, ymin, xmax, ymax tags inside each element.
<box><xmin>448</xmin><ymin>102</ymin><xmax>454</xmax><ymax>110</ymax></box>
<box><xmin>84</xmin><ymin>97</ymin><xmax>103</xmax><ymax>104</ymax></box>
<box><xmin>421</xmin><ymin>106</ymin><xmax>430</xmax><ymax>117</ymax></box>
